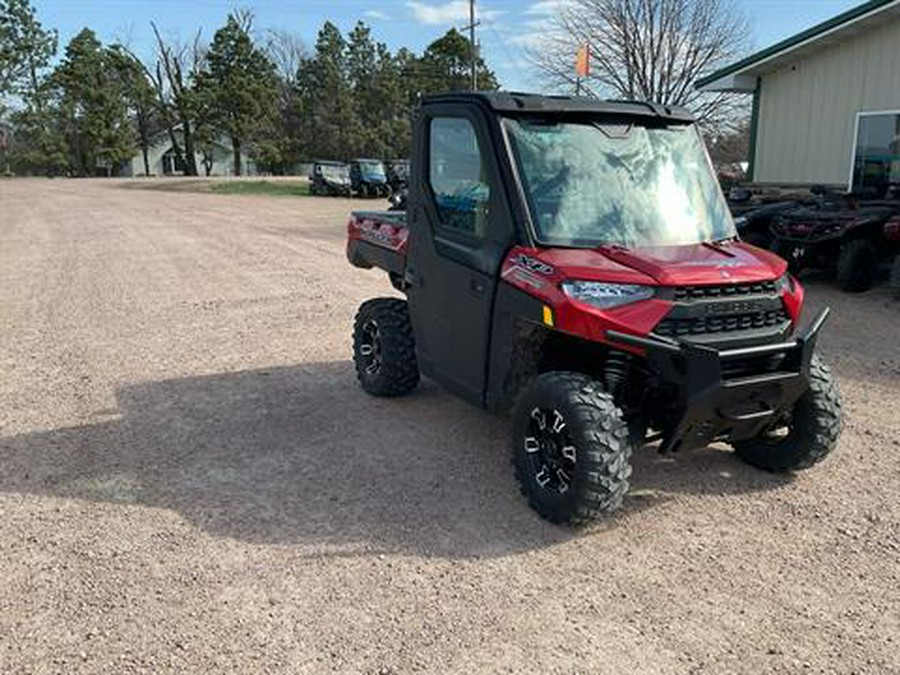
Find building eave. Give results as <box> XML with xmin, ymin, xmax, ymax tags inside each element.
<box><xmin>696</xmin><ymin>0</ymin><xmax>900</xmax><ymax>92</ymax></box>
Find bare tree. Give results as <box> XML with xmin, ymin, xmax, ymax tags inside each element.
<box><xmin>531</xmin><ymin>0</ymin><xmax>751</xmax><ymax>131</ymax></box>
<box><xmin>150</xmin><ymin>22</ymin><xmax>202</xmax><ymax>175</ymax></box>
<box><xmin>264</xmin><ymin>29</ymin><xmax>307</xmax><ymax>88</ymax></box>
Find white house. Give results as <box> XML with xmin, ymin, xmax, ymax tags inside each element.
<box><xmin>122</xmin><ymin>126</ymin><xmax>258</xmax><ymax>177</ymax></box>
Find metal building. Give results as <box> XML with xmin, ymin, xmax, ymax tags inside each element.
<box><xmin>697</xmin><ymin>0</ymin><xmax>900</xmax><ymax>194</ymax></box>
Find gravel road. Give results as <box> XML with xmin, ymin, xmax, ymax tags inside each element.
<box><xmin>1</xmin><ymin>178</ymin><xmax>898</xmax><ymax>674</ymax></box>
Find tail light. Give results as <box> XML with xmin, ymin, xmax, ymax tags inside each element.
<box><xmin>885</xmin><ymin>216</ymin><xmax>900</xmax><ymax>241</ymax></box>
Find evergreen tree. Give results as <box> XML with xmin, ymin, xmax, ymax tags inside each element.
<box><xmin>0</xmin><ymin>0</ymin><xmax>57</xmax><ymax>105</ymax></box>
<box><xmin>197</xmin><ymin>13</ymin><xmax>279</xmax><ymax>175</ymax></box>
<box><xmin>1</xmin><ymin>0</ymin><xmax>60</xmax><ymax>173</ymax></box>
<box><xmin>108</xmin><ymin>46</ymin><xmax>157</xmax><ymax>176</ymax></box>
<box><xmin>53</xmin><ymin>29</ymin><xmax>135</xmax><ymax>175</ymax></box>
<box><xmin>295</xmin><ymin>21</ymin><xmax>358</xmax><ymax>160</ymax></box>
<box><xmin>416</xmin><ymin>28</ymin><xmax>499</xmax><ymax>93</ymax></box>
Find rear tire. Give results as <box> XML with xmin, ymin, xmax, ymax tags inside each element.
<box><xmin>732</xmin><ymin>355</ymin><xmax>842</xmax><ymax>472</ymax></box>
<box><xmin>512</xmin><ymin>372</ymin><xmax>633</xmax><ymax>525</ymax></box>
<box><xmin>890</xmin><ymin>256</ymin><xmax>900</xmax><ymax>300</ymax></box>
<box><xmin>836</xmin><ymin>239</ymin><xmax>876</xmax><ymax>292</ymax></box>
<box><xmin>353</xmin><ymin>298</ymin><xmax>419</xmax><ymax>397</ymax></box>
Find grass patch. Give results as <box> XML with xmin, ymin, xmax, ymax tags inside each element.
<box><xmin>209</xmin><ymin>180</ymin><xmax>311</xmax><ymax>197</ymax></box>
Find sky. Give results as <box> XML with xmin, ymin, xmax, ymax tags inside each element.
<box><xmin>32</xmin><ymin>0</ymin><xmax>865</xmax><ymax>91</ymax></box>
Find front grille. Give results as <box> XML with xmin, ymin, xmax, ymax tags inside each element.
<box><xmin>654</xmin><ymin>309</ymin><xmax>789</xmax><ymax>337</ymax></box>
<box><xmin>673</xmin><ymin>280</ymin><xmax>776</xmax><ymax>300</ymax></box>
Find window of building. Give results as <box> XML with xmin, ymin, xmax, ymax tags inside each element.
<box><xmin>428</xmin><ymin>117</ymin><xmax>490</xmax><ymax>237</ymax></box>
<box><xmin>851</xmin><ymin>112</ymin><xmax>900</xmax><ymax>197</ymax></box>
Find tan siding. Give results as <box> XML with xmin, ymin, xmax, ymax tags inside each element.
<box><xmin>754</xmin><ymin>17</ymin><xmax>900</xmax><ymax>185</ymax></box>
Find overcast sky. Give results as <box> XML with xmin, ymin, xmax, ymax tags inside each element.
<box><xmin>34</xmin><ymin>0</ymin><xmax>862</xmax><ymax>91</ymax></box>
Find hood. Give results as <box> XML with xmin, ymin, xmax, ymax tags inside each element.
<box><xmin>533</xmin><ymin>242</ymin><xmax>787</xmax><ymax>286</ymax></box>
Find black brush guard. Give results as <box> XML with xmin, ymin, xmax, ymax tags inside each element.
<box><xmin>771</xmin><ymin>219</ymin><xmax>850</xmax><ymax>244</ymax></box>
<box><xmin>607</xmin><ymin>308</ymin><xmax>830</xmax><ymax>453</ymax></box>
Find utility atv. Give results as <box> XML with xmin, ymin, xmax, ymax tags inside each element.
<box><xmin>349</xmin><ymin>158</ymin><xmax>391</xmax><ymax>198</ymax></box>
<box><xmin>727</xmin><ymin>187</ymin><xmax>804</xmax><ymax>250</ymax></box>
<box><xmin>771</xmin><ymin>196</ymin><xmax>899</xmax><ymax>292</ymax></box>
<box><xmin>309</xmin><ymin>161</ymin><xmax>352</xmax><ymax>197</ymax></box>
<box><xmin>346</xmin><ymin>92</ymin><xmax>843</xmax><ymax>525</ymax></box>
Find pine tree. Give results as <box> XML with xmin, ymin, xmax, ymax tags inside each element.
<box><xmin>296</xmin><ymin>21</ymin><xmax>359</xmax><ymax>161</ymax></box>
<box><xmin>416</xmin><ymin>28</ymin><xmax>499</xmax><ymax>93</ymax></box>
<box><xmin>197</xmin><ymin>13</ymin><xmax>279</xmax><ymax>176</ymax></box>
<box><xmin>53</xmin><ymin>29</ymin><xmax>135</xmax><ymax>175</ymax></box>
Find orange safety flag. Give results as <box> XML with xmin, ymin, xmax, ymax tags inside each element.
<box><xmin>575</xmin><ymin>44</ymin><xmax>590</xmax><ymax>77</ymax></box>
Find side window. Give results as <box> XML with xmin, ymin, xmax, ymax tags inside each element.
<box><xmin>429</xmin><ymin>117</ymin><xmax>490</xmax><ymax>237</ymax></box>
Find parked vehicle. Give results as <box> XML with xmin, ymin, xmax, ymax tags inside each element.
<box><xmin>345</xmin><ymin>92</ymin><xmax>843</xmax><ymax>526</ymax></box>
<box><xmin>309</xmin><ymin>161</ymin><xmax>351</xmax><ymax>196</ymax></box>
<box><xmin>385</xmin><ymin>159</ymin><xmax>410</xmax><ymax>192</ymax></box>
<box><xmin>387</xmin><ymin>186</ymin><xmax>407</xmax><ymax>212</ymax></box>
<box><xmin>350</xmin><ymin>159</ymin><xmax>391</xmax><ymax>198</ymax></box>
<box><xmin>771</xmin><ymin>196</ymin><xmax>899</xmax><ymax>292</ymax></box>
<box><xmin>729</xmin><ymin>193</ymin><xmax>802</xmax><ymax>249</ymax></box>
<box><xmin>886</xmin><ymin>214</ymin><xmax>900</xmax><ymax>299</ymax></box>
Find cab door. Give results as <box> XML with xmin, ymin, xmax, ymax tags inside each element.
<box><xmin>406</xmin><ymin>105</ymin><xmax>513</xmax><ymax>406</ymax></box>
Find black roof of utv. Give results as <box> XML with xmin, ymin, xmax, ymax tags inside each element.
<box><xmin>420</xmin><ymin>91</ymin><xmax>695</xmax><ymax>124</ymax></box>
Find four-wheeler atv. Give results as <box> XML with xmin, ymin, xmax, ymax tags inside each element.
<box><xmin>346</xmin><ymin>92</ymin><xmax>843</xmax><ymax>526</ymax></box>
<box><xmin>349</xmin><ymin>158</ymin><xmax>391</xmax><ymax>198</ymax></box>
<box><xmin>727</xmin><ymin>187</ymin><xmax>803</xmax><ymax>250</ymax></box>
<box><xmin>771</xmin><ymin>197</ymin><xmax>899</xmax><ymax>292</ymax></box>
<box><xmin>309</xmin><ymin>161</ymin><xmax>352</xmax><ymax>197</ymax></box>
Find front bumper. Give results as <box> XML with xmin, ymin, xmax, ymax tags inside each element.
<box><xmin>607</xmin><ymin>308</ymin><xmax>830</xmax><ymax>452</ymax></box>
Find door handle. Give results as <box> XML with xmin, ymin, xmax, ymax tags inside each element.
<box><xmin>469</xmin><ymin>278</ymin><xmax>485</xmax><ymax>296</ymax></box>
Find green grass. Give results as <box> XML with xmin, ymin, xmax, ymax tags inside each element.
<box><xmin>209</xmin><ymin>180</ymin><xmax>311</xmax><ymax>197</ymax></box>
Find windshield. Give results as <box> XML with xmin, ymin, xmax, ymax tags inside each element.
<box><xmin>504</xmin><ymin>118</ymin><xmax>735</xmax><ymax>247</ymax></box>
<box><xmin>321</xmin><ymin>165</ymin><xmax>349</xmax><ymax>181</ymax></box>
<box><xmin>358</xmin><ymin>161</ymin><xmax>386</xmax><ymax>180</ymax></box>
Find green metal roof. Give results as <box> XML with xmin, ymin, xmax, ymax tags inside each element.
<box><xmin>696</xmin><ymin>0</ymin><xmax>898</xmax><ymax>89</ymax></box>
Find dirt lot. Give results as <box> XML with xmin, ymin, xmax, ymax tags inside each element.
<box><xmin>1</xmin><ymin>178</ymin><xmax>898</xmax><ymax>674</ymax></box>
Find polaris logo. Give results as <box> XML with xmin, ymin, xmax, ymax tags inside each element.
<box><xmin>705</xmin><ymin>300</ymin><xmax>762</xmax><ymax>316</ymax></box>
<box><xmin>513</xmin><ymin>254</ymin><xmax>554</xmax><ymax>276</ymax></box>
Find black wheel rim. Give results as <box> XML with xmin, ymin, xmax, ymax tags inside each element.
<box><xmin>524</xmin><ymin>407</ymin><xmax>577</xmax><ymax>495</ymax></box>
<box><xmin>359</xmin><ymin>320</ymin><xmax>382</xmax><ymax>376</ymax></box>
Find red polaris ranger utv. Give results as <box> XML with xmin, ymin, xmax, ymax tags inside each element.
<box><xmin>346</xmin><ymin>92</ymin><xmax>843</xmax><ymax>525</ymax></box>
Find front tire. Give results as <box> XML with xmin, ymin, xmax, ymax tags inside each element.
<box><xmin>732</xmin><ymin>355</ymin><xmax>842</xmax><ymax>472</ymax></box>
<box><xmin>512</xmin><ymin>372</ymin><xmax>633</xmax><ymax>525</ymax></box>
<box><xmin>353</xmin><ymin>298</ymin><xmax>419</xmax><ymax>397</ymax></box>
<box><xmin>836</xmin><ymin>239</ymin><xmax>876</xmax><ymax>292</ymax></box>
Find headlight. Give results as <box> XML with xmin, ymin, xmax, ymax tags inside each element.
<box><xmin>561</xmin><ymin>280</ymin><xmax>655</xmax><ymax>309</ymax></box>
<box><xmin>774</xmin><ymin>273</ymin><xmax>793</xmax><ymax>293</ymax></box>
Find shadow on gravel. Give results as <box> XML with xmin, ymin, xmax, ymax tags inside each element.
<box><xmin>0</xmin><ymin>361</ymin><xmax>791</xmax><ymax>558</ymax></box>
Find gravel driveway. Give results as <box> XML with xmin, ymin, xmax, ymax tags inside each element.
<box><xmin>1</xmin><ymin>178</ymin><xmax>898</xmax><ymax>674</ymax></box>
